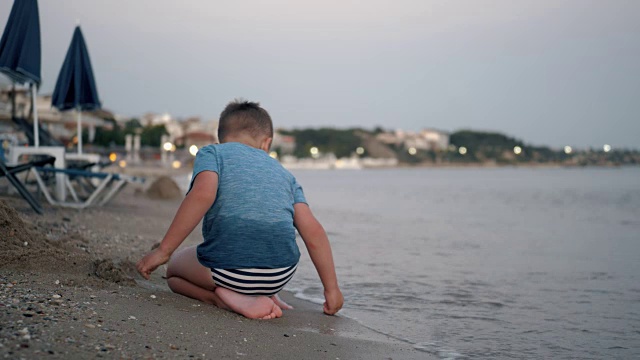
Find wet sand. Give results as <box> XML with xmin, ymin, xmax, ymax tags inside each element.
<box><xmin>0</xmin><ymin>187</ymin><xmax>427</xmax><ymax>359</ymax></box>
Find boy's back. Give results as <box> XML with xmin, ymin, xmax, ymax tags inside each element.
<box><xmin>192</xmin><ymin>142</ymin><xmax>306</xmax><ymax>269</ymax></box>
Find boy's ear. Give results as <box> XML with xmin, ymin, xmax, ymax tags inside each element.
<box><xmin>260</xmin><ymin>137</ymin><xmax>273</xmax><ymax>152</ymax></box>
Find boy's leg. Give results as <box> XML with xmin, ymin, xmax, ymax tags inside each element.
<box><xmin>165</xmin><ymin>245</ymin><xmax>227</xmax><ymax>309</ymax></box>
<box><xmin>166</xmin><ymin>245</ymin><xmax>283</xmax><ymax>319</ymax></box>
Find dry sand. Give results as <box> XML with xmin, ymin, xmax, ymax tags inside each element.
<box><xmin>0</xmin><ymin>187</ymin><xmax>427</xmax><ymax>359</ymax></box>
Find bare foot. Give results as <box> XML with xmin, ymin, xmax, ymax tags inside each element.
<box><xmin>271</xmin><ymin>294</ymin><xmax>293</xmax><ymax>310</ymax></box>
<box><xmin>215</xmin><ymin>287</ymin><xmax>283</xmax><ymax>319</ymax></box>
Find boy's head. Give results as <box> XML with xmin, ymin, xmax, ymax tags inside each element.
<box><xmin>218</xmin><ymin>100</ymin><xmax>273</xmax><ymax>150</ymax></box>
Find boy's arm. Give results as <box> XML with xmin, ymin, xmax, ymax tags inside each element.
<box><xmin>293</xmin><ymin>203</ymin><xmax>343</xmax><ymax>315</ymax></box>
<box><xmin>136</xmin><ymin>171</ymin><xmax>218</xmax><ymax>279</ymax></box>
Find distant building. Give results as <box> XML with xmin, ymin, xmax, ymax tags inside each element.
<box><xmin>0</xmin><ymin>88</ymin><xmax>110</xmax><ymax>145</ymax></box>
<box><xmin>375</xmin><ymin>132</ymin><xmax>400</xmax><ymax>146</ymax></box>
<box><xmin>141</xmin><ymin>112</ymin><xmax>184</xmax><ymax>141</ymax></box>
<box><xmin>175</xmin><ymin>131</ymin><xmax>216</xmax><ymax>149</ymax></box>
<box><xmin>272</xmin><ymin>132</ymin><xmax>296</xmax><ymax>154</ymax></box>
<box><xmin>420</xmin><ymin>129</ymin><xmax>449</xmax><ymax>151</ymax></box>
<box><xmin>375</xmin><ymin>128</ymin><xmax>449</xmax><ymax>151</ymax></box>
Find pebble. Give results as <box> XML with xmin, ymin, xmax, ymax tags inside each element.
<box><xmin>150</xmin><ymin>295</ymin><xmax>156</xmax><ymax>299</ymax></box>
<box><xmin>128</xmin><ymin>316</ymin><xmax>136</xmax><ymax>320</ymax></box>
<box><xmin>52</xmin><ymin>294</ymin><xmax>61</xmax><ymax>299</ymax></box>
<box><xmin>54</xmin><ymin>280</ymin><xmax>60</xmax><ymax>285</ymax></box>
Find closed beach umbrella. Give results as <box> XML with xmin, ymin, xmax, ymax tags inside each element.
<box><xmin>0</xmin><ymin>0</ymin><xmax>42</xmax><ymax>146</ymax></box>
<box><xmin>52</xmin><ymin>25</ymin><xmax>101</xmax><ymax>154</ymax></box>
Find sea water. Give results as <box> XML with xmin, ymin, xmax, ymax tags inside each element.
<box><xmin>284</xmin><ymin>167</ymin><xmax>640</xmax><ymax>359</ymax></box>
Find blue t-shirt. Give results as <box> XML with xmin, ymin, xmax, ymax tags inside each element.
<box><xmin>189</xmin><ymin>142</ymin><xmax>307</xmax><ymax>269</ymax></box>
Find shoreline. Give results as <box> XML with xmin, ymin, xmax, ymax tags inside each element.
<box><xmin>106</xmin><ymin>162</ymin><xmax>636</xmax><ymax>182</ymax></box>
<box><xmin>0</xmin><ymin>190</ymin><xmax>428</xmax><ymax>359</ymax></box>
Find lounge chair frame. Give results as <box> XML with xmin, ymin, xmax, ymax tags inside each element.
<box><xmin>0</xmin><ymin>156</ymin><xmax>56</xmax><ymax>214</ymax></box>
<box><xmin>31</xmin><ymin>167</ymin><xmax>143</xmax><ymax>209</ymax></box>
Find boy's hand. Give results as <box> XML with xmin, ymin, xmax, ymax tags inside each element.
<box><xmin>323</xmin><ymin>288</ymin><xmax>344</xmax><ymax>315</ymax></box>
<box><xmin>136</xmin><ymin>248</ymin><xmax>171</xmax><ymax>280</ymax></box>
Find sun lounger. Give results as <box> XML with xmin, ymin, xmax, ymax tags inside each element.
<box><xmin>31</xmin><ymin>167</ymin><xmax>144</xmax><ymax>209</ymax></box>
<box><xmin>0</xmin><ymin>156</ymin><xmax>56</xmax><ymax>214</ymax></box>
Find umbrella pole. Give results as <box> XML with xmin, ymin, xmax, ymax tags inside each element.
<box><xmin>77</xmin><ymin>108</ymin><xmax>82</xmax><ymax>154</ymax></box>
<box><xmin>11</xmin><ymin>84</ymin><xmax>16</xmax><ymax>119</ymax></box>
<box><xmin>31</xmin><ymin>83</ymin><xmax>39</xmax><ymax>148</ymax></box>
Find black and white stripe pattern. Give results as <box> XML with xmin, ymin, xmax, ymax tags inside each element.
<box><xmin>212</xmin><ymin>263</ymin><xmax>298</xmax><ymax>296</ymax></box>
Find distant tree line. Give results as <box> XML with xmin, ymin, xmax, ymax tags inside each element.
<box><xmin>279</xmin><ymin>128</ymin><xmax>365</xmax><ymax>158</ymax></box>
<box><xmin>92</xmin><ymin>118</ymin><xmax>168</xmax><ymax>148</ymax></box>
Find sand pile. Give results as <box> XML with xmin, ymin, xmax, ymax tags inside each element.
<box><xmin>0</xmin><ymin>200</ymin><xmax>134</xmax><ymax>285</ymax></box>
<box><xmin>0</xmin><ymin>199</ymin><xmax>62</xmax><ymax>268</ymax></box>
<box><xmin>145</xmin><ymin>176</ymin><xmax>183</xmax><ymax>200</ymax></box>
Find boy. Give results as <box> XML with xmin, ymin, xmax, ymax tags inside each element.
<box><xmin>136</xmin><ymin>100</ymin><xmax>343</xmax><ymax>319</ymax></box>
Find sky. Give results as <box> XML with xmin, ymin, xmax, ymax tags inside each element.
<box><xmin>1</xmin><ymin>0</ymin><xmax>639</xmax><ymax>148</ymax></box>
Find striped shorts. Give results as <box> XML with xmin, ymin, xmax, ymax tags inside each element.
<box><xmin>211</xmin><ymin>263</ymin><xmax>298</xmax><ymax>296</ymax></box>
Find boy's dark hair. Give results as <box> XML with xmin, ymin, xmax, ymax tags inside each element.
<box><xmin>218</xmin><ymin>99</ymin><xmax>273</xmax><ymax>142</ymax></box>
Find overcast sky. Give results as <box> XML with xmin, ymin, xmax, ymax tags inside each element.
<box><xmin>1</xmin><ymin>0</ymin><xmax>639</xmax><ymax>148</ymax></box>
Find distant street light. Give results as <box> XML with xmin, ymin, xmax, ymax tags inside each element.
<box><xmin>513</xmin><ymin>146</ymin><xmax>522</xmax><ymax>155</ymax></box>
<box><xmin>408</xmin><ymin>147</ymin><xmax>417</xmax><ymax>155</ymax></box>
<box><xmin>459</xmin><ymin>146</ymin><xmax>467</xmax><ymax>155</ymax></box>
<box><xmin>269</xmin><ymin>151</ymin><xmax>278</xmax><ymax>159</ymax></box>
<box><xmin>310</xmin><ymin>146</ymin><xmax>320</xmax><ymax>158</ymax></box>
<box><xmin>603</xmin><ymin>144</ymin><xmax>611</xmax><ymax>153</ymax></box>
<box><xmin>163</xmin><ymin>142</ymin><xmax>173</xmax><ymax>152</ymax></box>
<box><xmin>189</xmin><ymin>145</ymin><xmax>198</xmax><ymax>156</ymax></box>
<box><xmin>356</xmin><ymin>147</ymin><xmax>365</xmax><ymax>155</ymax></box>
<box><xmin>564</xmin><ymin>146</ymin><xmax>572</xmax><ymax>154</ymax></box>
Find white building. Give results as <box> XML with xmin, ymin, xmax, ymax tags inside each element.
<box><xmin>420</xmin><ymin>129</ymin><xmax>449</xmax><ymax>151</ymax></box>
<box><xmin>375</xmin><ymin>128</ymin><xmax>449</xmax><ymax>151</ymax></box>
<box><xmin>140</xmin><ymin>112</ymin><xmax>184</xmax><ymax>141</ymax></box>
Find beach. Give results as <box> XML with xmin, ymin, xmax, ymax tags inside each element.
<box><xmin>3</xmin><ymin>167</ymin><xmax>639</xmax><ymax>359</ymax></box>
<box><xmin>0</xmin><ymin>186</ymin><xmax>427</xmax><ymax>359</ymax></box>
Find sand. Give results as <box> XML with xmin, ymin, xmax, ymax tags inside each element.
<box><xmin>0</xmin><ymin>189</ymin><xmax>427</xmax><ymax>359</ymax></box>
<box><xmin>145</xmin><ymin>176</ymin><xmax>183</xmax><ymax>200</ymax></box>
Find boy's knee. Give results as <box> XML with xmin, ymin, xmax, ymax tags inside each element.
<box><xmin>166</xmin><ymin>276</ymin><xmax>180</xmax><ymax>293</ymax></box>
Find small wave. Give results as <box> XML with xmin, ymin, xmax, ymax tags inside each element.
<box><xmin>444</xmin><ymin>314</ymin><xmax>500</xmax><ymax>322</ymax></box>
<box><xmin>433</xmin><ymin>299</ymin><xmax>504</xmax><ymax>309</ymax></box>
<box><xmin>461</xmin><ymin>280</ymin><xmax>491</xmax><ymax>287</ymax></box>
<box><xmin>620</xmin><ymin>219</ymin><xmax>640</xmax><ymax>226</ymax></box>
<box><xmin>484</xmin><ymin>301</ymin><xmax>505</xmax><ymax>308</ymax></box>
<box><xmin>583</xmin><ymin>289</ymin><xmax>622</xmax><ymax>295</ymax></box>
<box><xmin>527</xmin><ymin>271</ymin><xmax>548</xmax><ymax>276</ymax></box>
<box><xmin>290</xmin><ymin>286</ymin><xmax>468</xmax><ymax>359</ymax></box>
<box><xmin>442</xmin><ymin>291</ymin><xmax>474</xmax><ymax>299</ymax></box>
<box><xmin>414</xmin><ymin>342</ymin><xmax>466</xmax><ymax>359</ymax></box>
<box><xmin>288</xmin><ymin>287</ymin><xmax>324</xmax><ymax>305</ymax></box>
